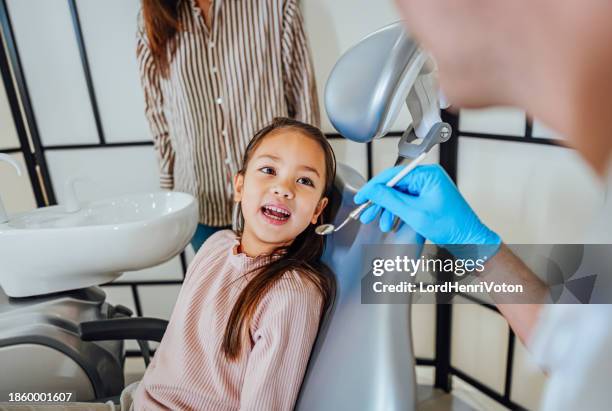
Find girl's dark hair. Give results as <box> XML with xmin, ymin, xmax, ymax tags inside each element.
<box><xmin>222</xmin><ymin>117</ymin><xmax>337</xmax><ymax>360</ymax></box>
<box><xmin>141</xmin><ymin>0</ymin><xmax>181</xmax><ymax>77</ymax></box>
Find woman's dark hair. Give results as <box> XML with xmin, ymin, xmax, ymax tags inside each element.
<box><xmin>222</xmin><ymin>117</ymin><xmax>337</xmax><ymax>360</ymax></box>
<box><xmin>141</xmin><ymin>0</ymin><xmax>181</xmax><ymax>77</ymax></box>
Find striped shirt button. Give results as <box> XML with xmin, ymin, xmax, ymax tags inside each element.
<box><xmin>211</xmin><ymin>66</ymin><xmax>217</xmax><ymax>73</ymax></box>
<box><xmin>224</xmin><ymin>157</ymin><xmax>231</xmax><ymax>165</ymax></box>
<box><xmin>216</xmin><ymin>97</ymin><xmax>223</xmax><ymax>105</ymax></box>
<box><xmin>209</xmin><ymin>41</ymin><xmax>215</xmax><ymax>48</ymax></box>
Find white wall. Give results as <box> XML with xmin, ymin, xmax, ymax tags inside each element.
<box><xmin>5</xmin><ymin>1</ymin><xmax>609</xmax><ymax>409</ymax></box>
<box><xmin>6</xmin><ymin>0</ymin><xmax>98</xmax><ymax>146</ymax></box>
<box><xmin>76</xmin><ymin>0</ymin><xmax>150</xmax><ymax>143</ymax></box>
<box><xmin>0</xmin><ymin>69</ymin><xmax>36</xmax><ymax>213</ymax></box>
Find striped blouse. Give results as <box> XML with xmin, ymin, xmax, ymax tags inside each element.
<box><xmin>136</xmin><ymin>0</ymin><xmax>320</xmax><ymax>226</ymax></box>
<box><xmin>132</xmin><ymin>229</ymin><xmax>324</xmax><ymax>410</ymax></box>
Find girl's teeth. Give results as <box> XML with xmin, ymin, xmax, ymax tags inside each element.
<box><xmin>268</xmin><ymin>206</ymin><xmax>289</xmax><ymax>215</ymax></box>
<box><xmin>262</xmin><ymin>205</ymin><xmax>290</xmax><ymax>220</ymax></box>
<box><xmin>265</xmin><ymin>206</ymin><xmax>290</xmax><ymax>216</ymax></box>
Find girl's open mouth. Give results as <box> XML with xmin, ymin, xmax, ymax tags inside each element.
<box><xmin>260</xmin><ymin>205</ymin><xmax>291</xmax><ymax>225</ymax></box>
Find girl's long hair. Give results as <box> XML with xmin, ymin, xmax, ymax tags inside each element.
<box><xmin>141</xmin><ymin>0</ymin><xmax>181</xmax><ymax>77</ymax></box>
<box><xmin>222</xmin><ymin>117</ymin><xmax>337</xmax><ymax>360</ymax></box>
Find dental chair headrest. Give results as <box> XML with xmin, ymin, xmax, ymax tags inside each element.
<box><xmin>324</xmin><ymin>22</ymin><xmax>427</xmax><ymax>143</ymax></box>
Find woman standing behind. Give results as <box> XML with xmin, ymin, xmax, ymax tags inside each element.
<box><xmin>137</xmin><ymin>0</ymin><xmax>320</xmax><ymax>251</ymax></box>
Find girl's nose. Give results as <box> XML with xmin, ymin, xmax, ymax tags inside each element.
<box><xmin>272</xmin><ymin>182</ymin><xmax>294</xmax><ymax>199</ymax></box>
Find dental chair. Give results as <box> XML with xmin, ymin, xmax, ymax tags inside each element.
<box><xmin>296</xmin><ymin>22</ymin><xmax>474</xmax><ymax>411</ymax></box>
<box><xmin>297</xmin><ymin>22</ymin><xmax>434</xmax><ymax>410</ymax></box>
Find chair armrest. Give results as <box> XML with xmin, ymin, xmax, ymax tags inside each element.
<box><xmin>79</xmin><ymin>317</ymin><xmax>168</xmax><ymax>343</ymax></box>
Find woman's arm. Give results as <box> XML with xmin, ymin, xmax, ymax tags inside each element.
<box><xmin>281</xmin><ymin>0</ymin><xmax>320</xmax><ymax>127</ymax></box>
<box><xmin>239</xmin><ymin>276</ymin><xmax>323</xmax><ymax>410</ymax></box>
<box><xmin>136</xmin><ymin>18</ymin><xmax>175</xmax><ymax>190</ymax></box>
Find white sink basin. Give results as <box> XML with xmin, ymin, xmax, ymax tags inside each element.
<box><xmin>0</xmin><ymin>191</ymin><xmax>198</xmax><ymax>297</ymax></box>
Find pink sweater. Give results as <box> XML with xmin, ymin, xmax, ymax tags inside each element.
<box><xmin>133</xmin><ymin>230</ymin><xmax>323</xmax><ymax>411</ymax></box>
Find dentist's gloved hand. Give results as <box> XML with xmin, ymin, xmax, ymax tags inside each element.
<box><xmin>354</xmin><ymin>164</ymin><xmax>501</xmax><ymax>257</ymax></box>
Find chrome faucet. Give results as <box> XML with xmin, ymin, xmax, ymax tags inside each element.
<box><xmin>0</xmin><ymin>153</ymin><xmax>23</xmax><ymax>224</ymax></box>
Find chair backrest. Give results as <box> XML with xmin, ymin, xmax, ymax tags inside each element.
<box><xmin>324</xmin><ymin>22</ymin><xmax>423</xmax><ymax>143</ymax></box>
<box><xmin>295</xmin><ymin>164</ymin><xmax>424</xmax><ymax>411</ymax></box>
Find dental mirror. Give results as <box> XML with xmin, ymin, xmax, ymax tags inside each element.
<box><xmin>315</xmin><ymin>224</ymin><xmax>336</xmax><ymax>236</ymax></box>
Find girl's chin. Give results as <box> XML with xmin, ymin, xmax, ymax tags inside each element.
<box><xmin>246</xmin><ymin>213</ymin><xmax>302</xmax><ymax>241</ymax></box>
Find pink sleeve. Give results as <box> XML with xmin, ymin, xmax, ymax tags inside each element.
<box><xmin>239</xmin><ymin>277</ymin><xmax>323</xmax><ymax>411</ymax></box>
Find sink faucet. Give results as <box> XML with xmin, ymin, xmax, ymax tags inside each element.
<box><xmin>63</xmin><ymin>177</ymin><xmax>87</xmax><ymax>213</ymax></box>
<box><xmin>0</xmin><ymin>153</ymin><xmax>23</xmax><ymax>224</ymax></box>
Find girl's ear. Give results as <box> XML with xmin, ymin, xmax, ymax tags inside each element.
<box><xmin>311</xmin><ymin>197</ymin><xmax>329</xmax><ymax>224</ymax></box>
<box><xmin>233</xmin><ymin>173</ymin><xmax>244</xmax><ymax>202</ymax></box>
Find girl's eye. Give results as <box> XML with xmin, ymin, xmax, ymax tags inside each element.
<box><xmin>297</xmin><ymin>177</ymin><xmax>315</xmax><ymax>187</ymax></box>
<box><xmin>259</xmin><ymin>166</ymin><xmax>275</xmax><ymax>175</ymax></box>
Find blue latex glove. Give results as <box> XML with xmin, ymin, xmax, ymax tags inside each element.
<box><xmin>354</xmin><ymin>164</ymin><xmax>501</xmax><ymax>257</ymax></box>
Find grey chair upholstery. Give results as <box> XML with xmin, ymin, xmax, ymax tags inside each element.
<box><xmin>295</xmin><ymin>164</ymin><xmax>424</xmax><ymax>411</ymax></box>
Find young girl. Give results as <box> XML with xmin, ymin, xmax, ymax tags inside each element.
<box><xmin>132</xmin><ymin>118</ymin><xmax>336</xmax><ymax>410</ymax></box>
